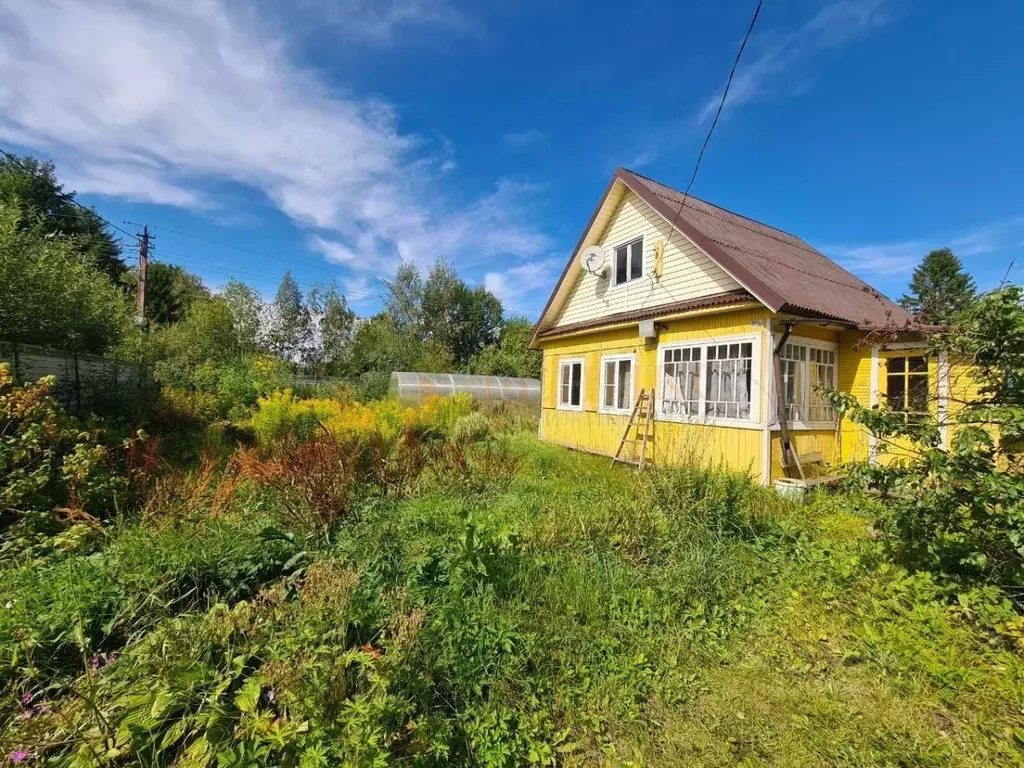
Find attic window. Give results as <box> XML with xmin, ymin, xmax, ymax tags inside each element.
<box><xmin>614</xmin><ymin>237</ymin><xmax>644</xmax><ymax>285</ymax></box>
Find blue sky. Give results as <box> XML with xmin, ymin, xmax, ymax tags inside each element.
<box><xmin>1</xmin><ymin>0</ymin><xmax>1021</xmax><ymax>319</ymax></box>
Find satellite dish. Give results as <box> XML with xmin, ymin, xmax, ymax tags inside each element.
<box><xmin>580</xmin><ymin>245</ymin><xmax>609</xmax><ymax>276</ymax></box>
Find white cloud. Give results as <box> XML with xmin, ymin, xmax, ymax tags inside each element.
<box><xmin>503</xmin><ymin>129</ymin><xmax>545</xmax><ymax>148</ymax></box>
<box><xmin>63</xmin><ymin>162</ymin><xmax>208</xmax><ymax>208</ymax></box>
<box><xmin>0</xmin><ymin>0</ymin><xmax>546</xmax><ymax>292</ymax></box>
<box><xmin>309</xmin><ymin>236</ymin><xmax>360</xmax><ymax>265</ymax></box>
<box><xmin>697</xmin><ymin>0</ymin><xmax>889</xmax><ymax>123</ymax></box>
<box><xmin>287</xmin><ymin>0</ymin><xmax>469</xmax><ymax>44</ymax></box>
<box><xmin>824</xmin><ymin>241</ymin><xmax>925</xmax><ymax>277</ymax></box>
<box><xmin>823</xmin><ymin>215</ymin><xmax>1024</xmax><ymax>281</ymax></box>
<box><xmin>484</xmin><ymin>257</ymin><xmax>562</xmax><ymax>316</ymax></box>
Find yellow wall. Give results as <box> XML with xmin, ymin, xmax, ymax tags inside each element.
<box><xmin>539</xmin><ymin>313</ymin><xmax>980</xmax><ymax>484</ymax></box>
<box><xmin>539</xmin><ymin>308</ymin><xmax>770</xmax><ymax>480</ymax></box>
<box><xmin>769</xmin><ymin>429</ymin><xmax>838</xmax><ymax>481</ymax></box>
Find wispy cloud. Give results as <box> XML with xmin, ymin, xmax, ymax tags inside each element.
<box><xmin>484</xmin><ymin>257</ymin><xmax>562</xmax><ymax>317</ymax></box>
<box><xmin>286</xmin><ymin>0</ymin><xmax>470</xmax><ymax>44</ymax></box>
<box><xmin>503</xmin><ymin>129</ymin><xmax>545</xmax><ymax>148</ymax></box>
<box><xmin>697</xmin><ymin>0</ymin><xmax>890</xmax><ymax>124</ymax></box>
<box><xmin>823</xmin><ymin>215</ymin><xmax>1024</xmax><ymax>282</ymax></box>
<box><xmin>824</xmin><ymin>241</ymin><xmax>925</xmax><ymax>278</ymax></box>
<box><xmin>615</xmin><ymin>0</ymin><xmax>891</xmax><ymax>170</ymax></box>
<box><xmin>0</xmin><ymin>0</ymin><xmax>545</xmax><ymax>302</ymax></box>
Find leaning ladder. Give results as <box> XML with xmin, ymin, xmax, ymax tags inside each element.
<box><xmin>610</xmin><ymin>389</ymin><xmax>655</xmax><ymax>470</ymax></box>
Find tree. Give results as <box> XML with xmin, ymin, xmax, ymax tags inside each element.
<box><xmin>0</xmin><ymin>200</ymin><xmax>131</xmax><ymax>354</ymax></box>
<box><xmin>469</xmin><ymin>317</ymin><xmax>541</xmax><ymax>379</ymax></box>
<box><xmin>268</xmin><ymin>271</ymin><xmax>311</xmax><ymax>364</ymax></box>
<box><xmin>128</xmin><ymin>262</ymin><xmax>209</xmax><ymax>326</ymax></box>
<box><xmin>384</xmin><ymin>262</ymin><xmax>424</xmax><ymax>335</ymax></box>
<box><xmin>222</xmin><ymin>279</ymin><xmax>266</xmax><ymax>354</ymax></box>
<box><xmin>899</xmin><ymin>248</ymin><xmax>977</xmax><ymax>325</ymax></box>
<box><xmin>308</xmin><ymin>283</ymin><xmax>355</xmax><ymax>376</ymax></box>
<box><xmin>350</xmin><ymin>313</ymin><xmax>452</xmax><ymax>398</ymax></box>
<box><xmin>422</xmin><ymin>258</ymin><xmax>503</xmax><ymax>368</ymax></box>
<box><xmin>152</xmin><ymin>296</ymin><xmax>241</xmax><ymax>387</ymax></box>
<box><xmin>0</xmin><ymin>154</ymin><xmax>126</xmax><ymax>281</ymax></box>
<box><xmin>827</xmin><ymin>286</ymin><xmax>1024</xmax><ymax>592</ymax></box>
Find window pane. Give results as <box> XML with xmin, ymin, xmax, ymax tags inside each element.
<box><xmin>909</xmin><ymin>356</ymin><xmax>927</xmax><ymax>372</ymax></box>
<box><xmin>617</xmin><ymin>360</ymin><xmax>632</xmax><ymax>409</ymax></box>
<box><xmin>908</xmin><ymin>374</ymin><xmax>929</xmax><ymax>411</ymax></box>
<box><xmin>887</xmin><ymin>373</ymin><xmax>906</xmax><ymax>410</ymax></box>
<box><xmin>630</xmin><ymin>240</ymin><xmax>643</xmax><ymax>280</ymax></box>
<box><xmin>560</xmin><ymin>364</ymin><xmax>569</xmax><ymax>388</ymax></box>
<box><xmin>615</xmin><ymin>246</ymin><xmax>627</xmax><ymax>284</ymax></box>
<box><xmin>887</xmin><ymin>356</ymin><xmax>906</xmax><ymax>374</ymax></box>
<box><xmin>604</xmin><ymin>361</ymin><xmax>615</xmax><ymax>408</ymax></box>
<box><xmin>570</xmin><ymin>363</ymin><xmax>581</xmax><ymax>406</ymax></box>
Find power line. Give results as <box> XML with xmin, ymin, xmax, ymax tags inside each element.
<box><xmin>665</xmin><ymin>0</ymin><xmax>764</xmax><ymax>231</ymax></box>
<box><xmin>151</xmin><ymin>248</ymin><xmax>384</xmax><ymax>302</ymax></box>
<box><xmin>0</xmin><ymin>147</ymin><xmax>142</xmax><ymax>244</ymax></box>
<box><xmin>125</xmin><ymin>220</ymin><xmax>344</xmax><ymax>277</ymax></box>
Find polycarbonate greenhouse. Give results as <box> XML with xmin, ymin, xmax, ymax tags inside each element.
<box><xmin>390</xmin><ymin>372</ymin><xmax>541</xmax><ymax>405</ymax></box>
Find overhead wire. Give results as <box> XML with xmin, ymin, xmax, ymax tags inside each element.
<box><xmin>0</xmin><ymin>147</ymin><xmax>143</xmax><ymax>244</ymax></box>
<box><xmin>662</xmin><ymin>0</ymin><xmax>764</xmax><ymax>237</ymax></box>
<box><xmin>2</xmin><ymin>146</ymin><xmax>485</xmax><ymax>310</ymax></box>
<box><xmin>150</xmin><ymin>247</ymin><xmax>385</xmax><ymax>302</ymax></box>
<box><xmin>125</xmin><ymin>220</ymin><xmax>347</xmax><ymax>277</ymax></box>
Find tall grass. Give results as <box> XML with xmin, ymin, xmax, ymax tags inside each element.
<box><xmin>2</xmin><ymin>399</ymin><xmax>1023</xmax><ymax>766</ymax></box>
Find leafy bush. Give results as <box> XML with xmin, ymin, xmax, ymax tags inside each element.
<box><xmin>0</xmin><ymin>201</ymin><xmax>133</xmax><ymax>354</ymax></box>
<box><xmin>828</xmin><ymin>286</ymin><xmax>1024</xmax><ymax>599</ymax></box>
<box><xmin>0</xmin><ymin>515</ymin><xmax>302</xmax><ymax>690</ymax></box>
<box><xmin>249</xmin><ymin>390</ymin><xmax>474</xmax><ymax>449</ymax></box>
<box><xmin>0</xmin><ymin>366</ymin><xmax>153</xmax><ymax>538</ymax></box>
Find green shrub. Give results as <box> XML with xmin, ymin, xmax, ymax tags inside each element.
<box><xmin>0</xmin><ymin>515</ymin><xmax>302</xmax><ymax>688</ymax></box>
<box><xmin>828</xmin><ymin>287</ymin><xmax>1024</xmax><ymax>595</ymax></box>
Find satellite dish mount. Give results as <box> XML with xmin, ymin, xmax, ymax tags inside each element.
<box><xmin>580</xmin><ymin>245</ymin><xmax>609</xmax><ymax>276</ymax></box>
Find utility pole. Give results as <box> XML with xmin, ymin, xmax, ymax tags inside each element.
<box><xmin>135</xmin><ymin>225</ymin><xmax>150</xmax><ymax>326</ymax></box>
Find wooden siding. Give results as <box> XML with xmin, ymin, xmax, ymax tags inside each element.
<box><xmin>539</xmin><ymin>308</ymin><xmax>770</xmax><ymax>478</ymax></box>
<box><xmin>552</xmin><ymin>190</ymin><xmax>740</xmax><ymax>329</ymax></box>
<box><xmin>769</xmin><ymin>429</ymin><xmax>837</xmax><ymax>481</ymax></box>
<box><xmin>539</xmin><ymin>314</ymin><xmax>984</xmax><ymax>484</ymax></box>
<box><xmin>837</xmin><ymin>332</ymin><xmax>874</xmax><ymax>463</ymax></box>
<box><xmin>540</xmin><ymin>409</ymin><xmax>762</xmax><ymax>478</ymax></box>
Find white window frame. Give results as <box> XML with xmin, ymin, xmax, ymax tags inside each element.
<box><xmin>598</xmin><ymin>353</ymin><xmax>636</xmax><ymax>415</ymax></box>
<box><xmin>657</xmin><ymin>332</ymin><xmax>763</xmax><ymax>429</ymax></box>
<box><xmin>611</xmin><ymin>235</ymin><xmax>644</xmax><ymax>287</ymax></box>
<box><xmin>557</xmin><ymin>358</ymin><xmax>585</xmax><ymax>412</ymax></box>
<box><xmin>770</xmin><ymin>335</ymin><xmax>839</xmax><ymax>430</ymax></box>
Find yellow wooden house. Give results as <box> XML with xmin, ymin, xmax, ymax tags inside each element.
<box><xmin>529</xmin><ymin>168</ymin><xmax>962</xmax><ymax>484</ymax></box>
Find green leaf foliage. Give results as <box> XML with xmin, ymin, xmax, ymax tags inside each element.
<box><xmin>899</xmin><ymin>247</ymin><xmax>977</xmax><ymax>325</ymax></box>
<box><xmin>0</xmin><ymin>201</ymin><xmax>133</xmax><ymax>354</ymax></box>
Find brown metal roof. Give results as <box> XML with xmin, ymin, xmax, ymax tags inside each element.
<box><xmin>619</xmin><ymin>169</ymin><xmax>914</xmax><ymax>329</ymax></box>
<box><xmin>535</xmin><ymin>290</ymin><xmax>755</xmax><ymax>340</ymax></box>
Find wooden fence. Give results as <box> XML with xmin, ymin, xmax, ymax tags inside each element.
<box><xmin>0</xmin><ymin>343</ymin><xmax>150</xmax><ymax>415</ymax></box>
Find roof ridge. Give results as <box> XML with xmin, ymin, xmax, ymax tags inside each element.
<box><xmin>621</xmin><ymin>167</ymin><xmax>819</xmax><ymax>249</ymax></box>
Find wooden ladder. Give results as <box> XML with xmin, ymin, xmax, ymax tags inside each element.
<box><xmin>610</xmin><ymin>389</ymin><xmax>655</xmax><ymax>470</ymax></box>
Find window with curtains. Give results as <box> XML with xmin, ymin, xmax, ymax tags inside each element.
<box><xmin>661</xmin><ymin>346</ymin><xmax>701</xmax><ymax>416</ymax></box>
<box><xmin>660</xmin><ymin>339</ymin><xmax>756</xmax><ymax>422</ymax></box>
<box><xmin>600</xmin><ymin>355</ymin><xmax>634</xmax><ymax>413</ymax></box>
<box><xmin>886</xmin><ymin>355</ymin><xmax>929</xmax><ymax>413</ymax></box>
<box><xmin>705</xmin><ymin>342</ymin><xmax>753</xmax><ymax>419</ymax></box>
<box><xmin>613</xmin><ymin>237</ymin><xmax>644</xmax><ymax>286</ymax></box>
<box><xmin>558</xmin><ymin>359</ymin><xmax>583</xmax><ymax>410</ymax></box>
<box><xmin>776</xmin><ymin>341</ymin><xmax>836</xmax><ymax>424</ymax></box>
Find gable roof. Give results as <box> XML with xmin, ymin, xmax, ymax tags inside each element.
<box><xmin>531</xmin><ymin>168</ymin><xmax>914</xmax><ymax>344</ymax></box>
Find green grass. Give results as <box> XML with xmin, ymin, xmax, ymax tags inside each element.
<box><xmin>2</xmin><ymin>434</ymin><xmax>1023</xmax><ymax>766</ymax></box>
